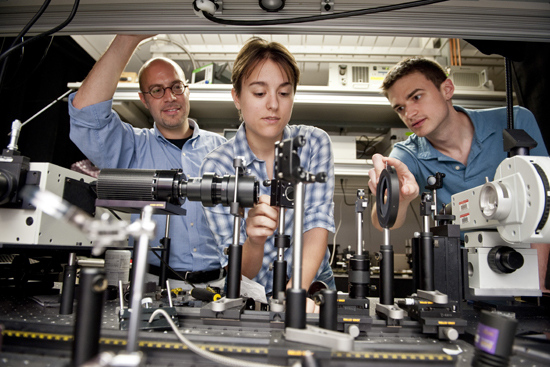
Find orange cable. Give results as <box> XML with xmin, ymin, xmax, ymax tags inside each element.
<box><xmin>457</xmin><ymin>38</ymin><xmax>462</xmax><ymax>66</ymax></box>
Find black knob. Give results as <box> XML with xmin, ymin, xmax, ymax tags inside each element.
<box><xmin>487</xmin><ymin>246</ymin><xmax>524</xmax><ymax>274</ymax></box>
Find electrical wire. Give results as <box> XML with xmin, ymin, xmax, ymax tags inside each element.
<box><xmin>149</xmin><ymin>308</ymin><xmax>285</xmax><ymax>367</ymax></box>
<box><xmin>409</xmin><ymin>200</ymin><xmax>421</xmax><ymax>229</ymax></box>
<box><xmin>357</xmin><ymin>135</ymin><xmax>372</xmax><ymax>159</ymax></box>
<box><xmin>0</xmin><ymin>0</ymin><xmax>52</xmax><ymax>88</ymax></box>
<box><xmin>201</xmin><ymin>0</ymin><xmax>449</xmax><ymax>26</ymax></box>
<box><xmin>138</xmin><ymin>36</ymin><xmax>199</xmax><ymax>71</ymax></box>
<box><xmin>0</xmin><ymin>37</ymin><xmax>26</xmax><ymax>90</ymax></box>
<box><xmin>357</xmin><ymin>132</ymin><xmax>387</xmax><ymax>159</ymax></box>
<box><xmin>4</xmin><ymin>36</ymin><xmax>54</xmax><ymax>91</ymax></box>
<box><xmin>330</xmin><ymin>197</ymin><xmax>343</xmax><ymax>266</ymax></box>
<box><xmin>149</xmin><ymin>249</ymin><xmax>196</xmax><ymax>288</ymax></box>
<box><xmin>340</xmin><ymin>178</ymin><xmax>354</xmax><ymax>206</ymax></box>
<box><xmin>0</xmin><ymin>0</ymin><xmax>80</xmax><ymax>63</ymax></box>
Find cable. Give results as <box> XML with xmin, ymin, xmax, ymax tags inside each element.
<box><xmin>409</xmin><ymin>201</ymin><xmax>421</xmax><ymax>229</ymax></box>
<box><xmin>0</xmin><ymin>37</ymin><xmax>26</xmax><ymax>90</ymax></box>
<box><xmin>357</xmin><ymin>132</ymin><xmax>387</xmax><ymax>159</ymax></box>
<box><xmin>330</xmin><ymin>198</ymin><xmax>343</xmax><ymax>266</ymax></box>
<box><xmin>149</xmin><ymin>249</ymin><xmax>196</xmax><ymax>288</ymax></box>
<box><xmin>4</xmin><ymin>36</ymin><xmax>54</xmax><ymax>90</ymax></box>
<box><xmin>150</xmin><ymin>308</ymin><xmax>285</xmax><ymax>367</ymax></box>
<box><xmin>0</xmin><ymin>0</ymin><xmax>80</xmax><ymax>63</ymax></box>
<box><xmin>200</xmin><ymin>0</ymin><xmax>448</xmax><ymax>26</ymax></box>
<box><xmin>0</xmin><ymin>0</ymin><xmax>52</xmax><ymax>88</ymax></box>
<box><xmin>356</xmin><ymin>135</ymin><xmax>371</xmax><ymax>159</ymax></box>
<box><xmin>138</xmin><ymin>36</ymin><xmax>199</xmax><ymax>71</ymax></box>
<box><xmin>107</xmin><ymin>209</ymin><xmax>122</xmax><ymax>221</ymax></box>
<box><xmin>340</xmin><ymin>178</ymin><xmax>354</xmax><ymax>206</ymax></box>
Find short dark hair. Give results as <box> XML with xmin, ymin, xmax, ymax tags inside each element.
<box><xmin>381</xmin><ymin>57</ymin><xmax>447</xmax><ymax>97</ymax></box>
<box><xmin>232</xmin><ymin>37</ymin><xmax>300</xmax><ymax>97</ymax></box>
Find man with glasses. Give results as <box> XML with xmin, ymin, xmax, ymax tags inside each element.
<box><xmin>69</xmin><ymin>35</ymin><xmax>227</xmax><ymax>290</ymax></box>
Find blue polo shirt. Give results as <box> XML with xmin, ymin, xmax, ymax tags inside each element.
<box><xmin>390</xmin><ymin>106</ymin><xmax>548</xmax><ymax>210</ymax></box>
<box><xmin>69</xmin><ymin>93</ymin><xmax>226</xmax><ymax>272</ymax></box>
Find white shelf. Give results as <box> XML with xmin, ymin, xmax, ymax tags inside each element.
<box><xmin>67</xmin><ymin>82</ymin><xmax>508</xmax><ymax>134</ymax></box>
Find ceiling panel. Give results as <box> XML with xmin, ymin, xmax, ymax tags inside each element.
<box><xmin>1</xmin><ymin>1</ymin><xmax>549</xmax><ymax>42</ymax></box>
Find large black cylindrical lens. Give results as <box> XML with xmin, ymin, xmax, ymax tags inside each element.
<box><xmin>216</xmin><ymin>174</ymin><xmax>259</xmax><ymax>208</ymax></box>
<box><xmin>97</xmin><ymin>169</ymin><xmax>259</xmax><ymax>208</ymax></box>
<box><xmin>181</xmin><ymin>173</ymin><xmax>259</xmax><ymax>207</ymax></box>
<box><xmin>97</xmin><ymin>169</ymin><xmax>183</xmax><ymax>205</ymax></box>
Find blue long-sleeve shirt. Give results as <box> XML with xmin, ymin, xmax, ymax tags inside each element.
<box><xmin>68</xmin><ymin>93</ymin><xmax>226</xmax><ymax>271</ymax></box>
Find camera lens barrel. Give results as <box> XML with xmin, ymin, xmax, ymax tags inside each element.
<box><xmin>97</xmin><ymin>169</ymin><xmax>183</xmax><ymax>205</ymax></box>
<box><xmin>181</xmin><ymin>173</ymin><xmax>259</xmax><ymax>207</ymax></box>
<box><xmin>97</xmin><ymin>169</ymin><xmax>259</xmax><ymax>208</ymax></box>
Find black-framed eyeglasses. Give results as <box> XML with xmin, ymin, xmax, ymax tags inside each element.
<box><xmin>142</xmin><ymin>82</ymin><xmax>188</xmax><ymax>99</ymax></box>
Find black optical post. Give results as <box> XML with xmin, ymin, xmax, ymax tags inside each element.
<box><xmin>72</xmin><ymin>268</ymin><xmax>107</xmax><ymax>367</ymax></box>
<box><xmin>268</xmin><ymin>178</ymin><xmax>293</xmax><ymax>301</ymax></box>
<box><xmin>269</xmin><ymin>136</ymin><xmax>327</xmax><ymax>330</ymax></box>
<box><xmin>59</xmin><ymin>252</ymin><xmax>77</xmax><ymax>315</ymax></box>
<box><xmin>349</xmin><ymin>189</ymin><xmax>370</xmax><ymax>299</ymax></box>
<box><xmin>226</xmin><ymin>157</ymin><xmax>246</xmax><ymax>299</ymax></box>
<box><xmin>419</xmin><ymin>193</ymin><xmax>435</xmax><ymax>292</ymax></box>
<box><xmin>282</xmin><ymin>136</ymin><xmax>354</xmax><ymax>351</ymax></box>
<box><xmin>200</xmin><ymin>157</ymin><xmax>260</xmax><ymax>317</ymax></box>
<box><xmin>158</xmin><ymin>215</ymin><xmax>171</xmax><ymax>287</ymax></box>
<box><xmin>418</xmin><ymin>172</ymin><xmax>445</xmax><ymax>291</ymax></box>
<box><xmin>333</xmin><ymin>189</ymin><xmax>373</xmax><ymax>336</ymax></box>
<box><xmin>374</xmin><ymin>166</ymin><xmax>404</xmax><ymax>322</ymax></box>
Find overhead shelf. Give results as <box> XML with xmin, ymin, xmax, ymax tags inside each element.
<box><xmin>67</xmin><ymin>82</ymin><xmax>508</xmax><ymax>134</ymax></box>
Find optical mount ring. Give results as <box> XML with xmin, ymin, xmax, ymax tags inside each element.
<box><xmin>376</xmin><ymin>166</ymin><xmax>399</xmax><ymax>229</ymax></box>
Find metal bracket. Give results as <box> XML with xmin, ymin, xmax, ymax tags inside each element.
<box><xmin>417</xmin><ymin>289</ymin><xmax>448</xmax><ymax>304</ymax></box>
<box><xmin>210</xmin><ymin>297</ymin><xmax>246</xmax><ymax>312</ymax></box>
<box><xmin>375</xmin><ymin>302</ymin><xmax>404</xmax><ymax>320</ymax></box>
<box><xmin>321</xmin><ymin>0</ymin><xmax>334</xmax><ymax>14</ymax></box>
<box><xmin>214</xmin><ymin>0</ymin><xmax>223</xmax><ymax>14</ymax></box>
<box><xmin>285</xmin><ymin>325</ymin><xmax>354</xmax><ymax>351</ymax></box>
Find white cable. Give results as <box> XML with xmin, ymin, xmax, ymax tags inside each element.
<box><xmin>330</xmin><ymin>198</ymin><xmax>343</xmax><ymax>266</ymax></box>
<box><xmin>149</xmin><ymin>309</ymin><xmax>285</xmax><ymax>367</ymax></box>
<box><xmin>139</xmin><ymin>36</ymin><xmax>199</xmax><ymax>71</ymax></box>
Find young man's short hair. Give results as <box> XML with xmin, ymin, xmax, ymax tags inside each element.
<box><xmin>381</xmin><ymin>57</ymin><xmax>447</xmax><ymax>97</ymax></box>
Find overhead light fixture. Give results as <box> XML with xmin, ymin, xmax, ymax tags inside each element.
<box><xmin>259</xmin><ymin>0</ymin><xmax>285</xmax><ymax>12</ymax></box>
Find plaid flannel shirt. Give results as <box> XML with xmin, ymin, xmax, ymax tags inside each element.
<box><xmin>200</xmin><ymin>123</ymin><xmax>335</xmax><ymax>294</ymax></box>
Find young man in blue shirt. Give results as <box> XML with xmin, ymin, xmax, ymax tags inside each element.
<box><xmin>368</xmin><ymin>57</ymin><xmax>549</xmax><ymax>292</ymax></box>
<box><xmin>69</xmin><ymin>35</ymin><xmax>226</xmax><ymax>289</ymax></box>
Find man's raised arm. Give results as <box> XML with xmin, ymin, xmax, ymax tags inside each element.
<box><xmin>72</xmin><ymin>35</ymin><xmax>153</xmax><ymax>109</ymax></box>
